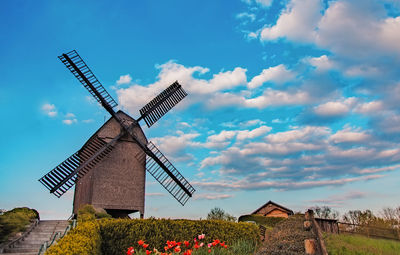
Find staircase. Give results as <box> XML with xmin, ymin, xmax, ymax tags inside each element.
<box><xmin>2</xmin><ymin>220</ymin><xmax>70</xmax><ymax>255</ymax></box>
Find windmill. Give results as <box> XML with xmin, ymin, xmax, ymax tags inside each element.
<box><xmin>39</xmin><ymin>50</ymin><xmax>195</xmax><ymax>218</ymax></box>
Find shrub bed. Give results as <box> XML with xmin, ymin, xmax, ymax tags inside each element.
<box><xmin>45</xmin><ymin>221</ymin><xmax>101</xmax><ymax>255</ymax></box>
<box><xmin>45</xmin><ymin>219</ymin><xmax>259</xmax><ymax>255</ymax></box>
<box><xmin>100</xmin><ymin>219</ymin><xmax>259</xmax><ymax>254</ymax></box>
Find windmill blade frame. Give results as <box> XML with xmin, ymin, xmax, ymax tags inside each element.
<box><xmin>41</xmin><ymin>50</ymin><xmax>195</xmax><ymax>205</ymax></box>
<box><xmin>145</xmin><ymin>142</ymin><xmax>195</xmax><ymax>205</ymax></box>
<box><xmin>39</xmin><ymin>135</ymin><xmax>119</xmax><ymax>197</ymax></box>
<box><xmin>137</xmin><ymin>81</ymin><xmax>188</xmax><ymax>128</ymax></box>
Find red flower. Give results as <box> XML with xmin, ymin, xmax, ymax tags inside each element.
<box><xmin>174</xmin><ymin>246</ymin><xmax>181</xmax><ymax>253</ymax></box>
<box><xmin>143</xmin><ymin>243</ymin><xmax>149</xmax><ymax>249</ymax></box>
<box><xmin>145</xmin><ymin>250</ymin><xmax>152</xmax><ymax>255</ymax></box>
<box><xmin>184</xmin><ymin>240</ymin><xmax>190</xmax><ymax>248</ymax></box>
<box><xmin>138</xmin><ymin>240</ymin><xmax>145</xmax><ymax>246</ymax></box>
<box><xmin>126</xmin><ymin>247</ymin><xmax>135</xmax><ymax>255</ymax></box>
<box><xmin>184</xmin><ymin>249</ymin><xmax>192</xmax><ymax>255</ymax></box>
<box><xmin>208</xmin><ymin>249</ymin><xmax>211</xmax><ymax>253</ymax></box>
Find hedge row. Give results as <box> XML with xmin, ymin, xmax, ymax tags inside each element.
<box><xmin>45</xmin><ymin>221</ymin><xmax>101</xmax><ymax>255</ymax></box>
<box><xmin>238</xmin><ymin>214</ymin><xmax>285</xmax><ymax>228</ymax></box>
<box><xmin>45</xmin><ymin>219</ymin><xmax>259</xmax><ymax>255</ymax></box>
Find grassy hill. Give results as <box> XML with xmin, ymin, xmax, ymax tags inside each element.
<box><xmin>325</xmin><ymin>233</ymin><xmax>400</xmax><ymax>255</ymax></box>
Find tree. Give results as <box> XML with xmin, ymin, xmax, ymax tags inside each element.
<box><xmin>206</xmin><ymin>207</ymin><xmax>236</xmax><ymax>222</ymax></box>
<box><xmin>312</xmin><ymin>206</ymin><xmax>339</xmax><ymax>220</ymax></box>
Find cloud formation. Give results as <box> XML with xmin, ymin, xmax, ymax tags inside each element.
<box><xmin>41</xmin><ymin>103</ymin><xmax>57</xmax><ymax>117</ymax></box>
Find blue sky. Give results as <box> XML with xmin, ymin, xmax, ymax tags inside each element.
<box><xmin>1</xmin><ymin>0</ymin><xmax>400</xmax><ymax>219</ymax></box>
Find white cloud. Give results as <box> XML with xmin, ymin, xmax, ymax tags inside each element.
<box><xmin>313</xmin><ymin>97</ymin><xmax>357</xmax><ymax>117</ymax></box>
<box><xmin>236</xmin><ymin>12</ymin><xmax>256</xmax><ymax>22</ymax></box>
<box><xmin>237</xmin><ymin>125</ymin><xmax>271</xmax><ymax>140</ymax></box>
<box><xmin>205</xmin><ymin>130</ymin><xmax>237</xmax><ymax>149</ymax></box>
<box><xmin>116</xmin><ymin>74</ymin><xmax>132</xmax><ymax>85</ymax></box>
<box><xmin>62</xmin><ymin>119</ymin><xmax>77</xmax><ymax>125</ymax></box>
<box><xmin>151</xmin><ymin>131</ymin><xmax>200</xmax><ymax>162</ymax></box>
<box><xmin>260</xmin><ymin>0</ymin><xmax>322</xmax><ymax>42</ymax></box>
<box><xmin>65</xmin><ymin>113</ymin><xmax>75</xmax><ymax>118</ymax></box>
<box><xmin>41</xmin><ymin>103</ymin><xmax>57</xmax><ymax>117</ymax></box>
<box><xmin>266</xmin><ymin>126</ymin><xmax>330</xmax><ymax>143</ymax></box>
<box><xmin>240</xmin><ymin>119</ymin><xmax>266</xmax><ymax>127</ymax></box>
<box><xmin>192</xmin><ymin>175</ymin><xmax>382</xmax><ymax>192</ymax></box>
<box><xmin>306</xmin><ymin>55</ymin><xmax>335</xmax><ymax>71</ymax></box>
<box><xmin>194</xmin><ymin>193</ymin><xmax>234</xmax><ymax>200</ymax></box>
<box><xmin>329</xmin><ymin>127</ymin><xmax>370</xmax><ymax>144</ymax></box>
<box><xmin>354</xmin><ymin>101</ymin><xmax>383</xmax><ymax>115</ymax></box>
<box><xmin>248</xmin><ymin>64</ymin><xmax>296</xmax><ymax>88</ymax></box>
<box><xmin>255</xmin><ymin>0</ymin><xmax>273</xmax><ymax>8</ymax></box>
<box><xmin>208</xmin><ymin>88</ymin><xmax>310</xmax><ymax>109</ymax></box>
<box><xmin>117</xmin><ymin>61</ymin><xmax>247</xmax><ymax>113</ymax></box>
<box><xmin>259</xmin><ymin>0</ymin><xmax>400</xmax><ymax>58</ymax></box>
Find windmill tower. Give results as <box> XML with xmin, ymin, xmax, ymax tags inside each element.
<box><xmin>39</xmin><ymin>50</ymin><xmax>195</xmax><ymax>218</ymax></box>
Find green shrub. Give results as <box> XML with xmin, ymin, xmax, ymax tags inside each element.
<box><xmin>45</xmin><ymin>221</ymin><xmax>101</xmax><ymax>255</ymax></box>
<box><xmin>43</xmin><ymin>218</ymin><xmax>259</xmax><ymax>255</ymax></box>
<box><xmin>99</xmin><ymin>219</ymin><xmax>260</xmax><ymax>255</ymax></box>
<box><xmin>0</xmin><ymin>207</ymin><xmax>39</xmax><ymax>243</ymax></box>
<box><xmin>238</xmin><ymin>214</ymin><xmax>285</xmax><ymax>228</ymax></box>
<box><xmin>77</xmin><ymin>204</ymin><xmax>111</xmax><ymax>222</ymax></box>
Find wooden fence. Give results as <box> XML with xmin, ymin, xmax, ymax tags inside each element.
<box><xmin>338</xmin><ymin>222</ymin><xmax>400</xmax><ymax>241</ymax></box>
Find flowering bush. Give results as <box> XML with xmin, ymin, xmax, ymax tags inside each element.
<box><xmin>126</xmin><ymin>234</ymin><xmax>231</xmax><ymax>255</ymax></box>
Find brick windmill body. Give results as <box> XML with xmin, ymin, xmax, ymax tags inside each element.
<box><xmin>74</xmin><ymin>111</ymin><xmax>147</xmax><ymax>218</ymax></box>
<box><xmin>39</xmin><ymin>50</ymin><xmax>195</xmax><ymax>218</ymax></box>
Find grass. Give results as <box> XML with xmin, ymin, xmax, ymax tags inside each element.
<box><xmin>325</xmin><ymin>233</ymin><xmax>400</xmax><ymax>255</ymax></box>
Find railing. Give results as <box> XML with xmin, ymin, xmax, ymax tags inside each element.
<box><xmin>0</xmin><ymin>219</ymin><xmax>39</xmax><ymax>253</ymax></box>
<box><xmin>37</xmin><ymin>220</ymin><xmax>77</xmax><ymax>255</ymax></box>
<box><xmin>338</xmin><ymin>222</ymin><xmax>400</xmax><ymax>240</ymax></box>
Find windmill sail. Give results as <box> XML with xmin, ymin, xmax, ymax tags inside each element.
<box><xmin>45</xmin><ymin>50</ymin><xmax>196</xmax><ymax>207</ymax></box>
<box><xmin>58</xmin><ymin>50</ymin><xmax>118</xmax><ymax>111</ymax></box>
<box><xmin>39</xmin><ymin>136</ymin><xmax>115</xmax><ymax>198</ymax></box>
<box><xmin>145</xmin><ymin>142</ymin><xmax>195</xmax><ymax>205</ymax></box>
<box><xmin>138</xmin><ymin>81</ymin><xmax>187</xmax><ymax>127</ymax></box>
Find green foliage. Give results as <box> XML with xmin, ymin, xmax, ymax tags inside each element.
<box><xmin>238</xmin><ymin>214</ymin><xmax>285</xmax><ymax>228</ymax></box>
<box><xmin>325</xmin><ymin>233</ymin><xmax>400</xmax><ymax>255</ymax></box>
<box><xmin>77</xmin><ymin>204</ymin><xmax>111</xmax><ymax>222</ymax></box>
<box><xmin>312</xmin><ymin>206</ymin><xmax>339</xmax><ymax>220</ymax></box>
<box><xmin>0</xmin><ymin>207</ymin><xmax>39</xmax><ymax>243</ymax></box>
<box><xmin>43</xmin><ymin>218</ymin><xmax>259</xmax><ymax>255</ymax></box>
<box><xmin>100</xmin><ymin>219</ymin><xmax>259</xmax><ymax>255</ymax></box>
<box><xmin>45</xmin><ymin>221</ymin><xmax>101</xmax><ymax>255</ymax></box>
<box><xmin>207</xmin><ymin>207</ymin><xmax>237</xmax><ymax>222</ymax></box>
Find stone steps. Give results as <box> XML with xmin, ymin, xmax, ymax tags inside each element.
<box><xmin>2</xmin><ymin>220</ymin><xmax>70</xmax><ymax>254</ymax></box>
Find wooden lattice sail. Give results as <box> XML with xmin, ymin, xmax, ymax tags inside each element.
<box><xmin>39</xmin><ymin>50</ymin><xmax>195</xmax><ymax>218</ymax></box>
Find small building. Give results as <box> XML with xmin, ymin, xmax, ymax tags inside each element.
<box><xmin>252</xmin><ymin>200</ymin><xmax>294</xmax><ymax>218</ymax></box>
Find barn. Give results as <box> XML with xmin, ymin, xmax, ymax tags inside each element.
<box><xmin>252</xmin><ymin>200</ymin><xmax>294</xmax><ymax>218</ymax></box>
